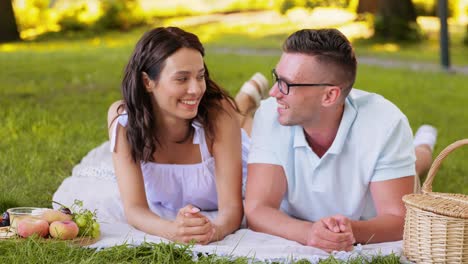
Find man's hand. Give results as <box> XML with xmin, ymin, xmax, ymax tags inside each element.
<box><xmin>170</xmin><ymin>205</ymin><xmax>215</xmax><ymax>244</ymax></box>
<box><xmin>305</xmin><ymin>215</ymin><xmax>355</xmax><ymax>252</ymax></box>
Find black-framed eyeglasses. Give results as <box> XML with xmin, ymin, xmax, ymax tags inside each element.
<box><xmin>271</xmin><ymin>69</ymin><xmax>336</xmax><ymax>95</ymax></box>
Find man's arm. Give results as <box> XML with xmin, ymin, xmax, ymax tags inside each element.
<box><xmin>349</xmin><ymin>115</ymin><xmax>416</xmax><ymax>244</ymax></box>
<box><xmin>351</xmin><ymin>176</ymin><xmax>414</xmax><ymax>244</ymax></box>
<box><xmin>245</xmin><ymin>163</ymin><xmax>354</xmax><ymax>251</ymax></box>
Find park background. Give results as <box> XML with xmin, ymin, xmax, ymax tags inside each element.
<box><xmin>0</xmin><ymin>0</ymin><xmax>467</xmax><ymax>263</ymax></box>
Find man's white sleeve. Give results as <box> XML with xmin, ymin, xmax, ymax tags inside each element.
<box><xmin>372</xmin><ymin>117</ymin><xmax>416</xmax><ymax>182</ymax></box>
<box><xmin>248</xmin><ymin>100</ymin><xmax>282</xmax><ymax>165</ymax></box>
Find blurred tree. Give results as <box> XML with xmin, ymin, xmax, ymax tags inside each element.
<box><xmin>373</xmin><ymin>0</ymin><xmax>422</xmax><ymax>41</ymax></box>
<box><xmin>464</xmin><ymin>24</ymin><xmax>468</xmax><ymax>46</ymax></box>
<box><xmin>356</xmin><ymin>0</ymin><xmax>377</xmax><ymax>14</ymax></box>
<box><xmin>0</xmin><ymin>0</ymin><xmax>20</xmax><ymax>43</ymax></box>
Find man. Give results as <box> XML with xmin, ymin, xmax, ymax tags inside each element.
<box><xmin>245</xmin><ymin>28</ymin><xmax>417</xmax><ymax>252</ymax></box>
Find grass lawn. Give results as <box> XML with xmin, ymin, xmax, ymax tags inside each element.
<box><xmin>0</xmin><ymin>11</ymin><xmax>467</xmax><ymax>263</ymax></box>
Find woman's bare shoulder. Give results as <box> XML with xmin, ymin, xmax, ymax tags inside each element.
<box><xmin>107</xmin><ymin>100</ymin><xmax>125</xmax><ymax>128</ymax></box>
<box><xmin>215</xmin><ymin>98</ymin><xmax>241</xmax><ymax>131</ymax></box>
<box><xmin>219</xmin><ymin>98</ymin><xmax>238</xmax><ymax>117</ymax></box>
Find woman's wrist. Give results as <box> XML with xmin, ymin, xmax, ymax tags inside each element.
<box><xmin>162</xmin><ymin>219</ymin><xmax>179</xmax><ymax>241</ymax></box>
<box><xmin>209</xmin><ymin>223</ymin><xmax>222</xmax><ymax>242</ymax></box>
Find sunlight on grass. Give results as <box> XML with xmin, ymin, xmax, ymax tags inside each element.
<box><xmin>371</xmin><ymin>43</ymin><xmax>400</xmax><ymax>52</ymax></box>
<box><xmin>0</xmin><ymin>44</ymin><xmax>17</xmax><ymax>52</ymax></box>
<box><xmin>21</xmin><ymin>25</ymin><xmax>61</xmax><ymax>40</ymax></box>
<box><xmin>0</xmin><ymin>30</ymin><xmax>143</xmax><ymax>53</ymax></box>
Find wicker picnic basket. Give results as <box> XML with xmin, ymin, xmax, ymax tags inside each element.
<box><xmin>402</xmin><ymin>139</ymin><xmax>468</xmax><ymax>263</ymax></box>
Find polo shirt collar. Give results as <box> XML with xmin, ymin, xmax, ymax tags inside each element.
<box><xmin>293</xmin><ymin>125</ymin><xmax>308</xmax><ymax>148</ymax></box>
<box><xmin>293</xmin><ymin>97</ymin><xmax>357</xmax><ymax>155</ymax></box>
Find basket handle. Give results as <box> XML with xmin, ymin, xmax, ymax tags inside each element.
<box><xmin>421</xmin><ymin>138</ymin><xmax>468</xmax><ymax>194</ymax></box>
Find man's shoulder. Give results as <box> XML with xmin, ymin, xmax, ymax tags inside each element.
<box><xmin>258</xmin><ymin>97</ymin><xmax>278</xmax><ymax>113</ymax></box>
<box><xmin>256</xmin><ymin>98</ymin><xmax>282</xmax><ymax>127</ymax></box>
<box><xmin>349</xmin><ymin>88</ymin><xmax>407</xmax><ymax>122</ymax></box>
<box><xmin>249</xmin><ymin>98</ymin><xmax>294</xmax><ymax>165</ymax></box>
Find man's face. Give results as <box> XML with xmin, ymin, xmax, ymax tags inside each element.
<box><xmin>270</xmin><ymin>52</ymin><xmax>333</xmax><ymax>128</ymax></box>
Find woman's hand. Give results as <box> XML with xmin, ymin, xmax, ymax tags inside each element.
<box><xmin>171</xmin><ymin>205</ymin><xmax>215</xmax><ymax>244</ymax></box>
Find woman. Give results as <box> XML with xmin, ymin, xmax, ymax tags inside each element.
<box><xmin>107</xmin><ymin>27</ymin><xmax>269</xmax><ymax>244</ymax></box>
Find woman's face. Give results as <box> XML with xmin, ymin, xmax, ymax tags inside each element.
<box><xmin>146</xmin><ymin>47</ymin><xmax>206</xmax><ymax>122</ymax></box>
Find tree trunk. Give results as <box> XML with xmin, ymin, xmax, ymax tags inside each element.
<box><xmin>0</xmin><ymin>0</ymin><xmax>20</xmax><ymax>43</ymax></box>
<box><xmin>357</xmin><ymin>0</ymin><xmax>377</xmax><ymax>14</ymax></box>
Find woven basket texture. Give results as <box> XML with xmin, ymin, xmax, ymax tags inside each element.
<box><xmin>403</xmin><ymin>139</ymin><xmax>468</xmax><ymax>263</ymax></box>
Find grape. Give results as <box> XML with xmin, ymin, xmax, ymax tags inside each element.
<box><xmin>91</xmin><ymin>227</ymin><xmax>100</xmax><ymax>238</ymax></box>
<box><xmin>75</xmin><ymin>216</ymin><xmax>87</xmax><ymax>228</ymax></box>
<box><xmin>65</xmin><ymin>199</ymin><xmax>101</xmax><ymax>238</ymax></box>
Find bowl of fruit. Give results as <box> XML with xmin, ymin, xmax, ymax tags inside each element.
<box><xmin>6</xmin><ymin>207</ymin><xmax>47</xmax><ymax>231</ymax></box>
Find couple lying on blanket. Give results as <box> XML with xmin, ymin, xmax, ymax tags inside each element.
<box><xmin>60</xmin><ymin>27</ymin><xmax>438</xmax><ymax>253</ymax></box>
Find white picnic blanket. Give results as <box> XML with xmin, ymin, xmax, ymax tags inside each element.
<box><xmin>52</xmin><ymin>141</ymin><xmax>407</xmax><ymax>263</ymax></box>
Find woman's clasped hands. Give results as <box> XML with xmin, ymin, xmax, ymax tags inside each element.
<box><xmin>170</xmin><ymin>205</ymin><xmax>216</xmax><ymax>245</ymax></box>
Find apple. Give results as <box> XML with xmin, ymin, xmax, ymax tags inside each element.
<box><xmin>49</xmin><ymin>220</ymin><xmax>79</xmax><ymax>240</ymax></box>
<box><xmin>16</xmin><ymin>217</ymin><xmax>49</xmax><ymax>238</ymax></box>
<box><xmin>41</xmin><ymin>209</ymin><xmax>72</xmax><ymax>223</ymax></box>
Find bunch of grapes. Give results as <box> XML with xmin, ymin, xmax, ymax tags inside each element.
<box><xmin>56</xmin><ymin>199</ymin><xmax>100</xmax><ymax>238</ymax></box>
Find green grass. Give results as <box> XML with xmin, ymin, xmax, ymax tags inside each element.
<box><xmin>0</xmin><ymin>237</ymin><xmax>401</xmax><ymax>264</ymax></box>
<box><xmin>0</xmin><ymin>11</ymin><xmax>467</xmax><ymax>264</ymax></box>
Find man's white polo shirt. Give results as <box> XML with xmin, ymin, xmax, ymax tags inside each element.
<box><xmin>248</xmin><ymin>89</ymin><xmax>416</xmax><ymax>221</ymax></box>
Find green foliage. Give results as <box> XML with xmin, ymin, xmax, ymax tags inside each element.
<box><xmin>373</xmin><ymin>15</ymin><xmax>424</xmax><ymax>42</ymax></box>
<box><xmin>413</xmin><ymin>0</ymin><xmax>437</xmax><ymax>16</ymax></box>
<box><xmin>94</xmin><ymin>0</ymin><xmax>146</xmax><ymax>31</ymax></box>
<box><xmin>13</xmin><ymin>0</ymin><xmax>52</xmax><ymax>32</ymax></box>
<box><xmin>275</xmin><ymin>0</ymin><xmax>350</xmax><ymax>14</ymax></box>
<box><xmin>413</xmin><ymin>0</ymin><xmax>459</xmax><ymax>17</ymax></box>
<box><xmin>278</xmin><ymin>0</ymin><xmax>295</xmax><ymax>14</ymax></box>
<box><xmin>57</xmin><ymin>4</ymin><xmax>89</xmax><ymax>32</ymax></box>
<box><xmin>225</xmin><ymin>0</ymin><xmax>272</xmax><ymax>13</ymax></box>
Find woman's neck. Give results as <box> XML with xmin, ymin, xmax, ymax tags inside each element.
<box><xmin>156</xmin><ymin>116</ymin><xmax>193</xmax><ymax>144</ymax></box>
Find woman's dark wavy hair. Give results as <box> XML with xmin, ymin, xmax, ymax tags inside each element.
<box><xmin>118</xmin><ymin>27</ymin><xmax>236</xmax><ymax>163</ymax></box>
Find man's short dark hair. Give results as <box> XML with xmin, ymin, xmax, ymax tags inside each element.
<box><xmin>283</xmin><ymin>29</ymin><xmax>357</xmax><ymax>96</ymax></box>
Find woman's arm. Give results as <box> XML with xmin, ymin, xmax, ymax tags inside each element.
<box><xmin>107</xmin><ymin>101</ymin><xmax>174</xmax><ymax>237</ymax></box>
<box><xmin>210</xmin><ymin>100</ymin><xmax>244</xmax><ymax>241</ymax></box>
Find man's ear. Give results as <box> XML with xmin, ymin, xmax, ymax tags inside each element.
<box><xmin>141</xmin><ymin>72</ymin><xmax>154</xmax><ymax>92</ymax></box>
<box><xmin>322</xmin><ymin>86</ymin><xmax>341</xmax><ymax>107</ymax></box>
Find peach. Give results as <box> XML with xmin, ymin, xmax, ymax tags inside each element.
<box><xmin>16</xmin><ymin>217</ymin><xmax>49</xmax><ymax>238</ymax></box>
<box><xmin>41</xmin><ymin>209</ymin><xmax>72</xmax><ymax>223</ymax></box>
<box><xmin>49</xmin><ymin>220</ymin><xmax>79</xmax><ymax>240</ymax></box>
